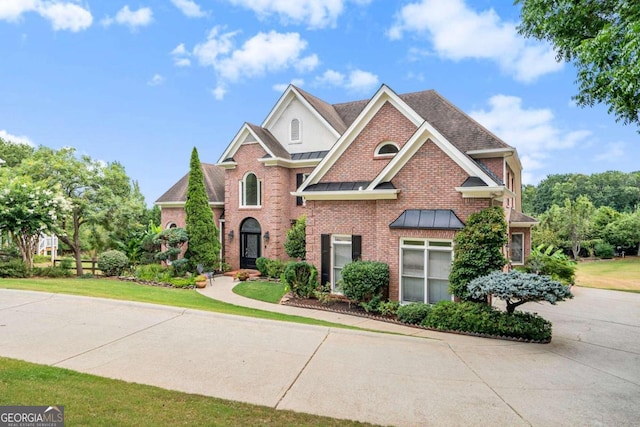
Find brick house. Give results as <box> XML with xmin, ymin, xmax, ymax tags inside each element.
<box><xmin>156</xmin><ymin>84</ymin><xmax>536</xmax><ymax>303</ymax></box>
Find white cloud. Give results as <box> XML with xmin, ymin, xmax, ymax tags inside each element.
<box><xmin>595</xmin><ymin>142</ymin><xmax>626</xmax><ymax>162</ymax></box>
<box><xmin>0</xmin><ymin>0</ymin><xmax>92</xmax><ymax>32</ymax></box>
<box><xmin>186</xmin><ymin>28</ymin><xmax>319</xmax><ymax>99</ymax></box>
<box><xmin>171</xmin><ymin>0</ymin><xmax>205</xmax><ymax>18</ymax></box>
<box><xmin>215</xmin><ymin>31</ymin><xmax>318</xmax><ymax>82</ymax></box>
<box><xmin>227</xmin><ymin>0</ymin><xmax>368</xmax><ymax>29</ymax></box>
<box><xmin>0</xmin><ymin>129</ymin><xmax>34</xmax><ymax>146</ymax></box>
<box><xmin>147</xmin><ymin>74</ymin><xmax>165</xmax><ymax>86</ymax></box>
<box><xmin>315</xmin><ymin>68</ymin><xmax>378</xmax><ymax>93</ymax></box>
<box><xmin>470</xmin><ymin>95</ymin><xmax>592</xmax><ymax>183</ymax></box>
<box><xmin>171</xmin><ymin>43</ymin><xmax>192</xmax><ymax>67</ymax></box>
<box><xmin>388</xmin><ymin>0</ymin><xmax>562</xmax><ymax>82</ymax></box>
<box><xmin>103</xmin><ymin>5</ymin><xmax>153</xmax><ymax>30</ymax></box>
<box><xmin>273</xmin><ymin>78</ymin><xmax>304</xmax><ymax>92</ymax></box>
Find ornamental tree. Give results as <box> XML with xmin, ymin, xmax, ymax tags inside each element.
<box><xmin>449</xmin><ymin>206</ymin><xmax>508</xmax><ymax>300</ymax></box>
<box><xmin>0</xmin><ymin>176</ymin><xmax>70</xmax><ymax>268</ymax></box>
<box><xmin>184</xmin><ymin>147</ymin><xmax>220</xmax><ymax>272</ymax></box>
<box><xmin>468</xmin><ymin>270</ymin><xmax>573</xmax><ymax>314</ymax></box>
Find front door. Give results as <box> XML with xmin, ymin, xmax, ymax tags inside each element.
<box><xmin>240</xmin><ymin>218</ymin><xmax>261</xmax><ymax>269</ymax></box>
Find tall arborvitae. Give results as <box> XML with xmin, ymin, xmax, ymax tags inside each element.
<box><xmin>185</xmin><ymin>147</ymin><xmax>220</xmax><ymax>271</ymax></box>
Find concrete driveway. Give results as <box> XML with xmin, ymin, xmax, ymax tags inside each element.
<box><xmin>0</xmin><ymin>286</ymin><xmax>638</xmax><ymax>426</ymax></box>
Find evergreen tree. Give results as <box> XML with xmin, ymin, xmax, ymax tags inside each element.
<box><xmin>185</xmin><ymin>147</ymin><xmax>220</xmax><ymax>271</ymax></box>
<box><xmin>284</xmin><ymin>214</ymin><xmax>306</xmax><ymax>260</ymax></box>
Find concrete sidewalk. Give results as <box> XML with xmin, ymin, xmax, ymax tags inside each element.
<box><xmin>1</xmin><ymin>283</ymin><xmax>639</xmax><ymax>426</ymax></box>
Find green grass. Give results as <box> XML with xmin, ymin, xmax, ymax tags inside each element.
<box><xmin>233</xmin><ymin>280</ymin><xmax>287</xmax><ymax>303</ymax></box>
<box><xmin>576</xmin><ymin>256</ymin><xmax>640</xmax><ymax>292</ymax></box>
<box><xmin>0</xmin><ymin>277</ymin><xmax>354</xmax><ymax>329</ymax></box>
<box><xmin>0</xmin><ymin>357</ymin><xmax>373</xmax><ymax>427</ymax></box>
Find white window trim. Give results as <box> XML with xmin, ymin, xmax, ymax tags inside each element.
<box><xmin>510</xmin><ymin>232</ymin><xmax>525</xmax><ymax>265</ymax></box>
<box><xmin>331</xmin><ymin>234</ymin><xmax>352</xmax><ymax>294</ymax></box>
<box><xmin>374</xmin><ymin>141</ymin><xmax>399</xmax><ymax>158</ymax></box>
<box><xmin>239</xmin><ymin>172</ymin><xmax>262</xmax><ymax>208</ymax></box>
<box><xmin>290</xmin><ymin>118</ymin><xmax>302</xmax><ymax>143</ymax></box>
<box><xmin>399</xmin><ymin>238</ymin><xmax>454</xmax><ymax>304</ymax></box>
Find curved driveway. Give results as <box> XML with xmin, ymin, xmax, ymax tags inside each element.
<box><xmin>0</xmin><ymin>281</ymin><xmax>638</xmax><ymax>426</ymax></box>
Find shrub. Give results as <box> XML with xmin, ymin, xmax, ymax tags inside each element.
<box><xmin>449</xmin><ymin>206</ymin><xmax>508</xmax><ymax>300</ymax></box>
<box><xmin>594</xmin><ymin>242</ymin><xmax>615</xmax><ymax>259</ymax></box>
<box><xmin>168</xmin><ymin>277</ymin><xmax>195</xmax><ymax>288</ymax></box>
<box><xmin>284</xmin><ymin>214</ymin><xmax>306</xmax><ymax>259</ymax></box>
<box><xmin>282</xmin><ymin>262</ymin><xmax>318</xmax><ymax>298</ymax></box>
<box><xmin>170</xmin><ymin>258</ymin><xmax>191</xmax><ymax>277</ymax></box>
<box><xmin>524</xmin><ymin>244</ymin><xmax>576</xmax><ymax>285</ymax></box>
<box><xmin>134</xmin><ymin>264</ymin><xmax>167</xmax><ymax>281</ymax></box>
<box><xmin>255</xmin><ymin>257</ymin><xmax>269</xmax><ymax>276</ymax></box>
<box><xmin>0</xmin><ymin>259</ymin><xmax>29</xmax><ymax>278</ymax></box>
<box><xmin>256</xmin><ymin>257</ymin><xmax>287</xmax><ymax>279</ymax></box>
<box><xmin>59</xmin><ymin>258</ymin><xmax>73</xmax><ymax>270</ymax></box>
<box><xmin>397</xmin><ymin>303</ymin><xmax>432</xmax><ymax>324</ymax></box>
<box><xmin>378</xmin><ymin>300</ymin><xmax>400</xmax><ymax>317</ymax></box>
<box><xmin>422</xmin><ymin>301</ymin><xmax>552</xmax><ymax>341</ymax></box>
<box><xmin>340</xmin><ymin>261</ymin><xmax>389</xmax><ymax>303</ymax></box>
<box><xmin>97</xmin><ymin>250</ymin><xmax>129</xmax><ymax>277</ymax></box>
<box><xmin>468</xmin><ymin>270</ymin><xmax>573</xmax><ymax>314</ymax></box>
<box><xmin>32</xmin><ymin>266</ymin><xmax>73</xmax><ymax>278</ymax></box>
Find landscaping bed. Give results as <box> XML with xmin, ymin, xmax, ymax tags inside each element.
<box><xmin>282</xmin><ymin>295</ymin><xmax>552</xmax><ymax>344</ymax></box>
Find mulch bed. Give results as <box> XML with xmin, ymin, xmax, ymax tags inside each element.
<box><xmin>281</xmin><ymin>295</ymin><xmax>551</xmax><ymax>344</ymax></box>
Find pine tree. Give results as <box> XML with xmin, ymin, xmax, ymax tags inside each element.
<box><xmin>185</xmin><ymin>147</ymin><xmax>220</xmax><ymax>271</ymax></box>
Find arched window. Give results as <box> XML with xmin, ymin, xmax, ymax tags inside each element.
<box><xmin>375</xmin><ymin>142</ymin><xmax>399</xmax><ymax>157</ymax></box>
<box><xmin>167</xmin><ymin>222</ymin><xmax>177</xmax><ymax>229</ymax></box>
<box><xmin>290</xmin><ymin>118</ymin><xmax>301</xmax><ymax>142</ymax></box>
<box><xmin>240</xmin><ymin>172</ymin><xmax>261</xmax><ymax>207</ymax></box>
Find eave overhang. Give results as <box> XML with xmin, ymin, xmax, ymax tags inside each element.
<box><xmin>455</xmin><ymin>185</ymin><xmax>515</xmax><ymax>200</ymax></box>
<box><xmin>510</xmin><ymin>221</ymin><xmax>539</xmax><ymax>228</ymax></box>
<box><xmin>260</xmin><ymin>158</ymin><xmax>322</xmax><ymax>168</ymax></box>
<box><xmin>290</xmin><ymin>189</ymin><xmax>400</xmax><ymax>201</ymax></box>
<box><xmin>156</xmin><ymin>201</ymin><xmax>224</xmax><ymax>208</ymax></box>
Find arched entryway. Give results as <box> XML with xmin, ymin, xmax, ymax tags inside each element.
<box><xmin>240</xmin><ymin>217</ymin><xmax>261</xmax><ymax>269</ymax></box>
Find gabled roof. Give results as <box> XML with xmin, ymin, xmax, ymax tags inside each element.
<box><xmin>217</xmin><ymin>122</ymin><xmax>289</xmax><ymax>165</ymax></box>
<box><xmin>246</xmin><ymin>123</ymin><xmax>290</xmax><ymax>159</ymax></box>
<box><xmin>294</xmin><ymin>86</ymin><xmax>348</xmax><ymax>134</ymax></box>
<box><xmin>155</xmin><ymin>163</ymin><xmax>225</xmax><ymax>205</ymax></box>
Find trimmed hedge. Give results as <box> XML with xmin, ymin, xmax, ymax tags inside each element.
<box><xmin>97</xmin><ymin>250</ymin><xmax>129</xmax><ymax>277</ymax></box>
<box><xmin>421</xmin><ymin>301</ymin><xmax>552</xmax><ymax>342</ymax></box>
<box><xmin>340</xmin><ymin>261</ymin><xmax>389</xmax><ymax>303</ymax></box>
<box><xmin>396</xmin><ymin>302</ymin><xmax>432</xmax><ymax>324</ymax></box>
<box><xmin>256</xmin><ymin>257</ymin><xmax>287</xmax><ymax>279</ymax></box>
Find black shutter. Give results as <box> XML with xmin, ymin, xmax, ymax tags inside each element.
<box><xmin>296</xmin><ymin>173</ymin><xmax>304</xmax><ymax>206</ymax></box>
<box><xmin>321</xmin><ymin>234</ymin><xmax>330</xmax><ymax>285</ymax></box>
<box><xmin>352</xmin><ymin>235</ymin><xmax>362</xmax><ymax>261</ymax></box>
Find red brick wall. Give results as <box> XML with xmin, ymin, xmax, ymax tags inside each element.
<box><xmin>307</xmin><ymin>137</ymin><xmax>493</xmax><ymax>301</ymax></box>
<box><xmin>322</xmin><ymin>102</ymin><xmax>417</xmax><ymax>183</ymax></box>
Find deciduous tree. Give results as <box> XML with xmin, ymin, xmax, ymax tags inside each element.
<box><xmin>517</xmin><ymin>0</ymin><xmax>640</xmax><ymax>128</ymax></box>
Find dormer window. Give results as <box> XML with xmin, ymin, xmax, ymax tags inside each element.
<box><xmin>375</xmin><ymin>142</ymin><xmax>399</xmax><ymax>157</ymax></box>
<box><xmin>290</xmin><ymin>118</ymin><xmax>301</xmax><ymax>142</ymax></box>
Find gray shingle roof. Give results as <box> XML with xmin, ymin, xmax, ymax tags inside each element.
<box><xmin>246</xmin><ymin>123</ymin><xmax>290</xmax><ymax>159</ymax></box>
<box><xmin>294</xmin><ymin>86</ymin><xmax>348</xmax><ymax>134</ymax></box>
<box><xmin>508</xmin><ymin>209</ymin><xmax>538</xmax><ymax>224</ymax></box>
<box><xmin>155</xmin><ymin>163</ymin><xmax>225</xmax><ymax>204</ymax></box>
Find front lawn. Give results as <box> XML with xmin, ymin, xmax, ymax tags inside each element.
<box><xmin>0</xmin><ymin>357</ymin><xmax>372</xmax><ymax>427</ymax></box>
<box><xmin>575</xmin><ymin>257</ymin><xmax>640</xmax><ymax>292</ymax></box>
<box><xmin>233</xmin><ymin>280</ymin><xmax>287</xmax><ymax>303</ymax></box>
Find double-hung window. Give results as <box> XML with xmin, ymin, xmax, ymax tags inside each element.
<box><xmin>400</xmin><ymin>239</ymin><xmax>453</xmax><ymax>304</ymax></box>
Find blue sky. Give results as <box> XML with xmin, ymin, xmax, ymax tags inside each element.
<box><xmin>1</xmin><ymin>0</ymin><xmax>638</xmax><ymax>206</ymax></box>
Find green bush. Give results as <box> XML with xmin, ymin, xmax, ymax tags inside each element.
<box><xmin>421</xmin><ymin>301</ymin><xmax>552</xmax><ymax>341</ymax></box>
<box><xmin>256</xmin><ymin>257</ymin><xmax>287</xmax><ymax>279</ymax></box>
<box><xmin>59</xmin><ymin>258</ymin><xmax>73</xmax><ymax>270</ymax></box>
<box><xmin>32</xmin><ymin>266</ymin><xmax>73</xmax><ymax>278</ymax></box>
<box><xmin>282</xmin><ymin>262</ymin><xmax>318</xmax><ymax>298</ymax></box>
<box><xmin>524</xmin><ymin>244</ymin><xmax>576</xmax><ymax>285</ymax></box>
<box><xmin>0</xmin><ymin>259</ymin><xmax>29</xmax><ymax>278</ymax></box>
<box><xmin>255</xmin><ymin>257</ymin><xmax>269</xmax><ymax>276</ymax></box>
<box><xmin>168</xmin><ymin>277</ymin><xmax>195</xmax><ymax>288</ymax></box>
<box><xmin>397</xmin><ymin>303</ymin><xmax>432</xmax><ymax>324</ymax></box>
<box><xmin>97</xmin><ymin>250</ymin><xmax>129</xmax><ymax>277</ymax></box>
<box><xmin>134</xmin><ymin>264</ymin><xmax>173</xmax><ymax>283</ymax></box>
<box><xmin>340</xmin><ymin>261</ymin><xmax>389</xmax><ymax>303</ymax></box>
<box><xmin>594</xmin><ymin>242</ymin><xmax>615</xmax><ymax>259</ymax></box>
